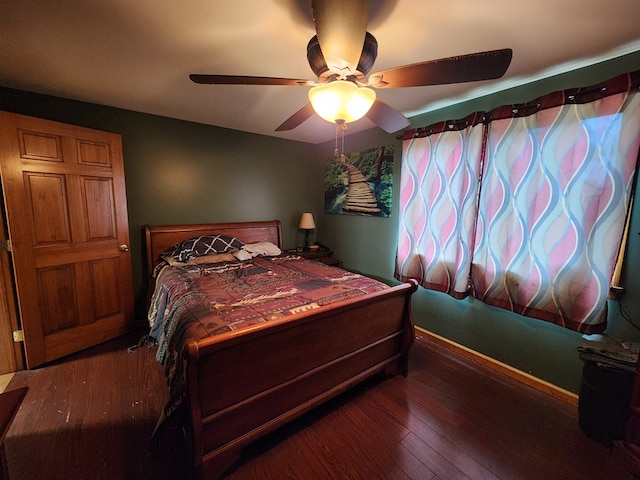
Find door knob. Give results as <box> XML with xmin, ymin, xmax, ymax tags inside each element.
<box><xmin>119</xmin><ymin>244</ymin><xmax>129</xmax><ymax>252</ymax></box>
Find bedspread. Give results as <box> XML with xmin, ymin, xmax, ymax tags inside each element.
<box><xmin>147</xmin><ymin>254</ymin><xmax>390</xmax><ymax>446</ymax></box>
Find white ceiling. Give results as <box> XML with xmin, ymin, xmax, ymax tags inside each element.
<box><xmin>1</xmin><ymin>0</ymin><xmax>640</xmax><ymax>144</ymax></box>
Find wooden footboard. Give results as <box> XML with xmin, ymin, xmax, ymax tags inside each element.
<box><xmin>183</xmin><ymin>279</ymin><xmax>418</xmax><ymax>479</ymax></box>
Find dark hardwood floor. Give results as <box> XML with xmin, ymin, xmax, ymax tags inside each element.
<box><xmin>2</xmin><ymin>330</ymin><xmax>633</xmax><ymax>480</ymax></box>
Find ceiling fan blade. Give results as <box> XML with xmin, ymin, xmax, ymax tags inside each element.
<box><xmin>369</xmin><ymin>48</ymin><xmax>513</xmax><ymax>88</ymax></box>
<box><xmin>275</xmin><ymin>104</ymin><xmax>316</xmax><ymax>132</ymax></box>
<box><xmin>311</xmin><ymin>0</ymin><xmax>369</xmax><ymax>75</ymax></box>
<box><xmin>190</xmin><ymin>74</ymin><xmax>313</xmax><ymax>87</ymax></box>
<box><xmin>365</xmin><ymin>99</ymin><xmax>410</xmax><ymax>133</ymax></box>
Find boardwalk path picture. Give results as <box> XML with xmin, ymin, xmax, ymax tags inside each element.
<box><xmin>324</xmin><ymin>145</ymin><xmax>393</xmax><ymax>217</ymax></box>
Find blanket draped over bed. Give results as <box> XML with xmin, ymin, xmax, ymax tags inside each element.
<box><xmin>148</xmin><ymin>254</ymin><xmax>392</xmax><ymax>449</ymax></box>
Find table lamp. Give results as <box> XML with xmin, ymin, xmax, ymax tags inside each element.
<box><xmin>299</xmin><ymin>213</ymin><xmax>316</xmax><ymax>251</ymax></box>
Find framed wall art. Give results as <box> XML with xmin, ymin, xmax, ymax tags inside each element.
<box><xmin>324</xmin><ymin>144</ymin><xmax>393</xmax><ymax>217</ymax></box>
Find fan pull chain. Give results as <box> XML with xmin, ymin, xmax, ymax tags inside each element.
<box><xmin>334</xmin><ymin>120</ymin><xmax>347</xmax><ymax>162</ymax></box>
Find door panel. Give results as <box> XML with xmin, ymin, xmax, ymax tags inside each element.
<box><xmin>77</xmin><ymin>139</ymin><xmax>111</xmax><ymax>167</ymax></box>
<box><xmin>0</xmin><ymin>111</ymin><xmax>134</xmax><ymax>367</ymax></box>
<box><xmin>25</xmin><ymin>173</ymin><xmax>71</xmax><ymax>244</ymax></box>
<box><xmin>18</xmin><ymin>129</ymin><xmax>62</xmax><ymax>161</ymax></box>
<box><xmin>90</xmin><ymin>257</ymin><xmax>120</xmax><ymax>317</ymax></box>
<box><xmin>82</xmin><ymin>176</ymin><xmax>116</xmax><ymax>239</ymax></box>
<box><xmin>38</xmin><ymin>264</ymin><xmax>78</xmax><ymax>334</ymax></box>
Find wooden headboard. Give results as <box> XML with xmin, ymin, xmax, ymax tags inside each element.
<box><xmin>143</xmin><ymin>220</ymin><xmax>283</xmax><ymax>279</ymax></box>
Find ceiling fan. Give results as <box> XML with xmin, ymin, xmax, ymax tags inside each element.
<box><xmin>189</xmin><ymin>0</ymin><xmax>512</xmax><ymax>134</ymax></box>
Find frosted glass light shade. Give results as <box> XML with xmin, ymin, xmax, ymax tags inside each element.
<box><xmin>299</xmin><ymin>212</ymin><xmax>316</xmax><ymax>230</ymax></box>
<box><xmin>308</xmin><ymin>81</ymin><xmax>376</xmax><ymax>124</ymax></box>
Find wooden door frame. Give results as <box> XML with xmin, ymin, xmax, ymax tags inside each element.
<box><xmin>0</xmin><ymin>197</ymin><xmax>24</xmax><ymax>374</ymax></box>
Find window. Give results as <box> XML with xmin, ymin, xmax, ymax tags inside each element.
<box><xmin>396</xmin><ymin>71</ymin><xmax>640</xmax><ymax>333</ymax></box>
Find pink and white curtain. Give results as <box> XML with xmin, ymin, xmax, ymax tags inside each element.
<box><xmin>396</xmin><ymin>71</ymin><xmax>640</xmax><ymax>333</ymax></box>
<box><xmin>396</xmin><ymin>113</ymin><xmax>484</xmax><ymax>298</ymax></box>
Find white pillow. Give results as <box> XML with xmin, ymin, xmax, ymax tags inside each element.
<box><xmin>242</xmin><ymin>241</ymin><xmax>281</xmax><ymax>256</ymax></box>
<box><xmin>232</xmin><ymin>249</ymin><xmax>254</xmax><ymax>261</ymax></box>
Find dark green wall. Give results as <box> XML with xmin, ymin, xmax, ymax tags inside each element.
<box><xmin>2</xmin><ymin>50</ymin><xmax>640</xmax><ymax>393</ymax></box>
<box><xmin>317</xmin><ymin>51</ymin><xmax>640</xmax><ymax>393</ymax></box>
<box><xmin>0</xmin><ymin>89</ymin><xmax>325</xmax><ymax>318</ymax></box>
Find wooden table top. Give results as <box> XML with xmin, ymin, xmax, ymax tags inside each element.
<box><xmin>0</xmin><ymin>387</ymin><xmax>27</xmax><ymax>439</ymax></box>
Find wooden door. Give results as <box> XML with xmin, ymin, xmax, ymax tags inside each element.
<box><xmin>0</xmin><ymin>111</ymin><xmax>135</xmax><ymax>368</ymax></box>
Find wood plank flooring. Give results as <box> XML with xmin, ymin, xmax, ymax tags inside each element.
<box><xmin>2</xmin><ymin>330</ymin><xmax>633</xmax><ymax>480</ymax></box>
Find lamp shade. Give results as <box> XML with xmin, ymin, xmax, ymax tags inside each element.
<box><xmin>308</xmin><ymin>80</ymin><xmax>376</xmax><ymax>124</ymax></box>
<box><xmin>299</xmin><ymin>212</ymin><xmax>316</xmax><ymax>230</ymax></box>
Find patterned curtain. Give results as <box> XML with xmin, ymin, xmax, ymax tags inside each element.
<box><xmin>396</xmin><ymin>113</ymin><xmax>484</xmax><ymax>297</ymax></box>
<box><xmin>396</xmin><ymin>71</ymin><xmax>640</xmax><ymax>333</ymax></box>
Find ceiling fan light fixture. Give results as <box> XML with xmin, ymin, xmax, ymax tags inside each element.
<box><xmin>308</xmin><ymin>80</ymin><xmax>376</xmax><ymax>124</ymax></box>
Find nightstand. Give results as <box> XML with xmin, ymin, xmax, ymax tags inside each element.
<box><xmin>292</xmin><ymin>249</ymin><xmax>341</xmax><ymax>267</ymax></box>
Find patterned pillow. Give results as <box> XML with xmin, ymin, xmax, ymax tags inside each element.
<box><xmin>162</xmin><ymin>234</ymin><xmax>245</xmax><ymax>262</ymax></box>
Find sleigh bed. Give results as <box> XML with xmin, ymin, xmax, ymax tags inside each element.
<box><xmin>144</xmin><ymin>220</ymin><xmax>418</xmax><ymax>478</ymax></box>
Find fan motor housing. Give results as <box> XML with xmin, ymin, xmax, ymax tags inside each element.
<box><xmin>306</xmin><ymin>32</ymin><xmax>378</xmax><ymax>81</ymax></box>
